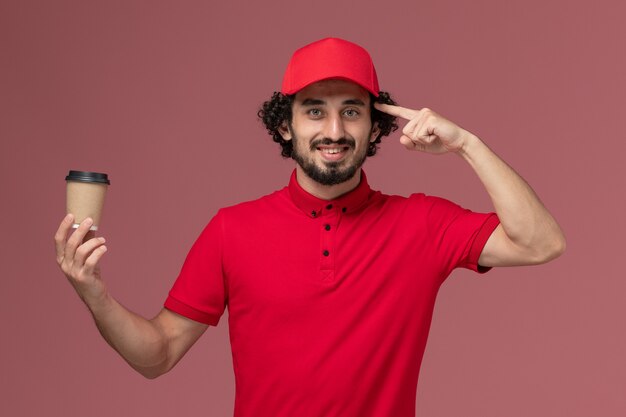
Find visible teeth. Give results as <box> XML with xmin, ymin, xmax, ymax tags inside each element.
<box><xmin>322</xmin><ymin>148</ymin><xmax>342</xmax><ymax>154</ymax></box>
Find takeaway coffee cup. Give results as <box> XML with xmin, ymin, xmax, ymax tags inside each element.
<box><xmin>65</xmin><ymin>170</ymin><xmax>110</xmax><ymax>231</ymax></box>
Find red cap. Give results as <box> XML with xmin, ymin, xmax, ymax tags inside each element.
<box><xmin>281</xmin><ymin>37</ymin><xmax>380</xmax><ymax>97</ymax></box>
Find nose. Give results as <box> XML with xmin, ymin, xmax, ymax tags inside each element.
<box><xmin>323</xmin><ymin>113</ymin><xmax>346</xmax><ymax>140</ymax></box>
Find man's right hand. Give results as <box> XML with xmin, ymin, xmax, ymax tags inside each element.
<box><xmin>55</xmin><ymin>214</ymin><xmax>109</xmax><ymax>308</ymax></box>
<box><xmin>53</xmin><ymin>213</ymin><xmax>208</xmax><ymax>378</ymax></box>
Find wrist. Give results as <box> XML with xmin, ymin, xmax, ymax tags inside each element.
<box><xmin>456</xmin><ymin>132</ymin><xmax>483</xmax><ymax>161</ymax></box>
<box><xmin>82</xmin><ymin>285</ymin><xmax>113</xmax><ymax>316</ymax></box>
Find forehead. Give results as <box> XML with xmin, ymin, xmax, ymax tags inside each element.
<box><xmin>294</xmin><ymin>79</ymin><xmax>370</xmax><ymax>104</ymax></box>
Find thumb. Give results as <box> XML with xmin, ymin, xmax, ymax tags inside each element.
<box><xmin>399</xmin><ymin>135</ymin><xmax>415</xmax><ymax>150</ymax></box>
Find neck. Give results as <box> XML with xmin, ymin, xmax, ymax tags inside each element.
<box><xmin>295</xmin><ymin>165</ymin><xmax>362</xmax><ymax>200</ymax></box>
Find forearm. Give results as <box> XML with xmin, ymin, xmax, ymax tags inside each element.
<box><xmin>84</xmin><ymin>291</ymin><xmax>169</xmax><ymax>379</ymax></box>
<box><xmin>55</xmin><ymin>217</ymin><xmax>180</xmax><ymax>378</ymax></box>
<box><xmin>372</xmin><ymin>102</ymin><xmax>565</xmax><ymax>263</ymax></box>
<box><xmin>458</xmin><ymin>133</ymin><xmax>565</xmax><ymax>258</ymax></box>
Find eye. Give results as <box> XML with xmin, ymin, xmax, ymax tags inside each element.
<box><xmin>308</xmin><ymin>108</ymin><xmax>323</xmax><ymax>117</ymax></box>
<box><xmin>343</xmin><ymin>108</ymin><xmax>360</xmax><ymax>118</ymax></box>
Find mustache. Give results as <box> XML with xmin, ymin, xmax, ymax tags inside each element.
<box><xmin>309</xmin><ymin>138</ymin><xmax>356</xmax><ymax>151</ymax></box>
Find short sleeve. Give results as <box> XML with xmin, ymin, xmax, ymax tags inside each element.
<box><xmin>164</xmin><ymin>210</ymin><xmax>228</xmax><ymax>326</ymax></box>
<box><xmin>423</xmin><ymin>196</ymin><xmax>500</xmax><ymax>275</ymax></box>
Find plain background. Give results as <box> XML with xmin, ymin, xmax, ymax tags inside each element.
<box><xmin>1</xmin><ymin>0</ymin><xmax>624</xmax><ymax>416</ymax></box>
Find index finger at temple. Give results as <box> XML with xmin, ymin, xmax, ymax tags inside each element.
<box><xmin>54</xmin><ymin>214</ymin><xmax>74</xmax><ymax>262</ymax></box>
<box><xmin>374</xmin><ymin>103</ymin><xmax>419</xmax><ymax>120</ymax></box>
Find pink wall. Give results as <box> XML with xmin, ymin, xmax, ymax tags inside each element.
<box><xmin>1</xmin><ymin>1</ymin><xmax>624</xmax><ymax>416</ymax></box>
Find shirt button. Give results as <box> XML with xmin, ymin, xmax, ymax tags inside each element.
<box><xmin>326</xmin><ymin>204</ymin><xmax>333</xmax><ymax>210</ymax></box>
<box><xmin>324</xmin><ymin>224</ymin><xmax>331</xmax><ymax>231</ymax></box>
<box><xmin>342</xmin><ymin>207</ymin><xmax>347</xmax><ymax>213</ymax></box>
<box><xmin>311</xmin><ymin>210</ymin><xmax>317</xmax><ymax>217</ymax></box>
<box><xmin>323</xmin><ymin>250</ymin><xmax>330</xmax><ymax>256</ymax></box>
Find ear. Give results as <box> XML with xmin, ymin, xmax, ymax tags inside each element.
<box><xmin>278</xmin><ymin>122</ymin><xmax>292</xmax><ymax>141</ymax></box>
<box><xmin>369</xmin><ymin>123</ymin><xmax>380</xmax><ymax>142</ymax></box>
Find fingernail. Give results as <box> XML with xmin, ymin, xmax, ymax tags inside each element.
<box><xmin>99</xmin><ymin>237</ymin><xmax>106</xmax><ymax>243</ymax></box>
<box><xmin>85</xmin><ymin>217</ymin><xmax>93</xmax><ymax>225</ymax></box>
<box><xmin>66</xmin><ymin>213</ymin><xmax>74</xmax><ymax>222</ymax></box>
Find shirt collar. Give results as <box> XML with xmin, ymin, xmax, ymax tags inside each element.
<box><xmin>287</xmin><ymin>169</ymin><xmax>373</xmax><ymax>218</ymax></box>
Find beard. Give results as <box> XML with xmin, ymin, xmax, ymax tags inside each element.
<box><xmin>290</xmin><ymin>132</ymin><xmax>369</xmax><ymax>186</ymax></box>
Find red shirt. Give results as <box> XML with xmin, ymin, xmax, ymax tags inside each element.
<box><xmin>165</xmin><ymin>170</ymin><xmax>500</xmax><ymax>417</ymax></box>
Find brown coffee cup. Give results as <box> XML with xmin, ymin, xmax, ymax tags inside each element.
<box><xmin>65</xmin><ymin>171</ymin><xmax>110</xmax><ymax>231</ymax></box>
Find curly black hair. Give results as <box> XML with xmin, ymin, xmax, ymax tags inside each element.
<box><xmin>258</xmin><ymin>91</ymin><xmax>399</xmax><ymax>158</ymax></box>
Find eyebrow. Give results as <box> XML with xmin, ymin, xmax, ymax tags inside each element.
<box><xmin>301</xmin><ymin>98</ymin><xmax>367</xmax><ymax>106</ymax></box>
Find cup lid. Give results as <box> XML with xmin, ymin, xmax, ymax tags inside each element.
<box><xmin>65</xmin><ymin>170</ymin><xmax>110</xmax><ymax>185</ymax></box>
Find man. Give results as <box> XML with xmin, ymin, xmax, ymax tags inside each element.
<box><xmin>55</xmin><ymin>38</ymin><xmax>565</xmax><ymax>417</ymax></box>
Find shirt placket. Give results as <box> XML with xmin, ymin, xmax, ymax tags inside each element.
<box><xmin>319</xmin><ymin>203</ymin><xmax>339</xmax><ymax>283</ymax></box>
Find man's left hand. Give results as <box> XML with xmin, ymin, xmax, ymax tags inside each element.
<box><xmin>374</xmin><ymin>102</ymin><xmax>472</xmax><ymax>154</ymax></box>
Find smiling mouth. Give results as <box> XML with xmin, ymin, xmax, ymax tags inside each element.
<box><xmin>316</xmin><ymin>146</ymin><xmax>350</xmax><ymax>154</ymax></box>
<box><xmin>316</xmin><ymin>145</ymin><xmax>351</xmax><ymax>162</ymax></box>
